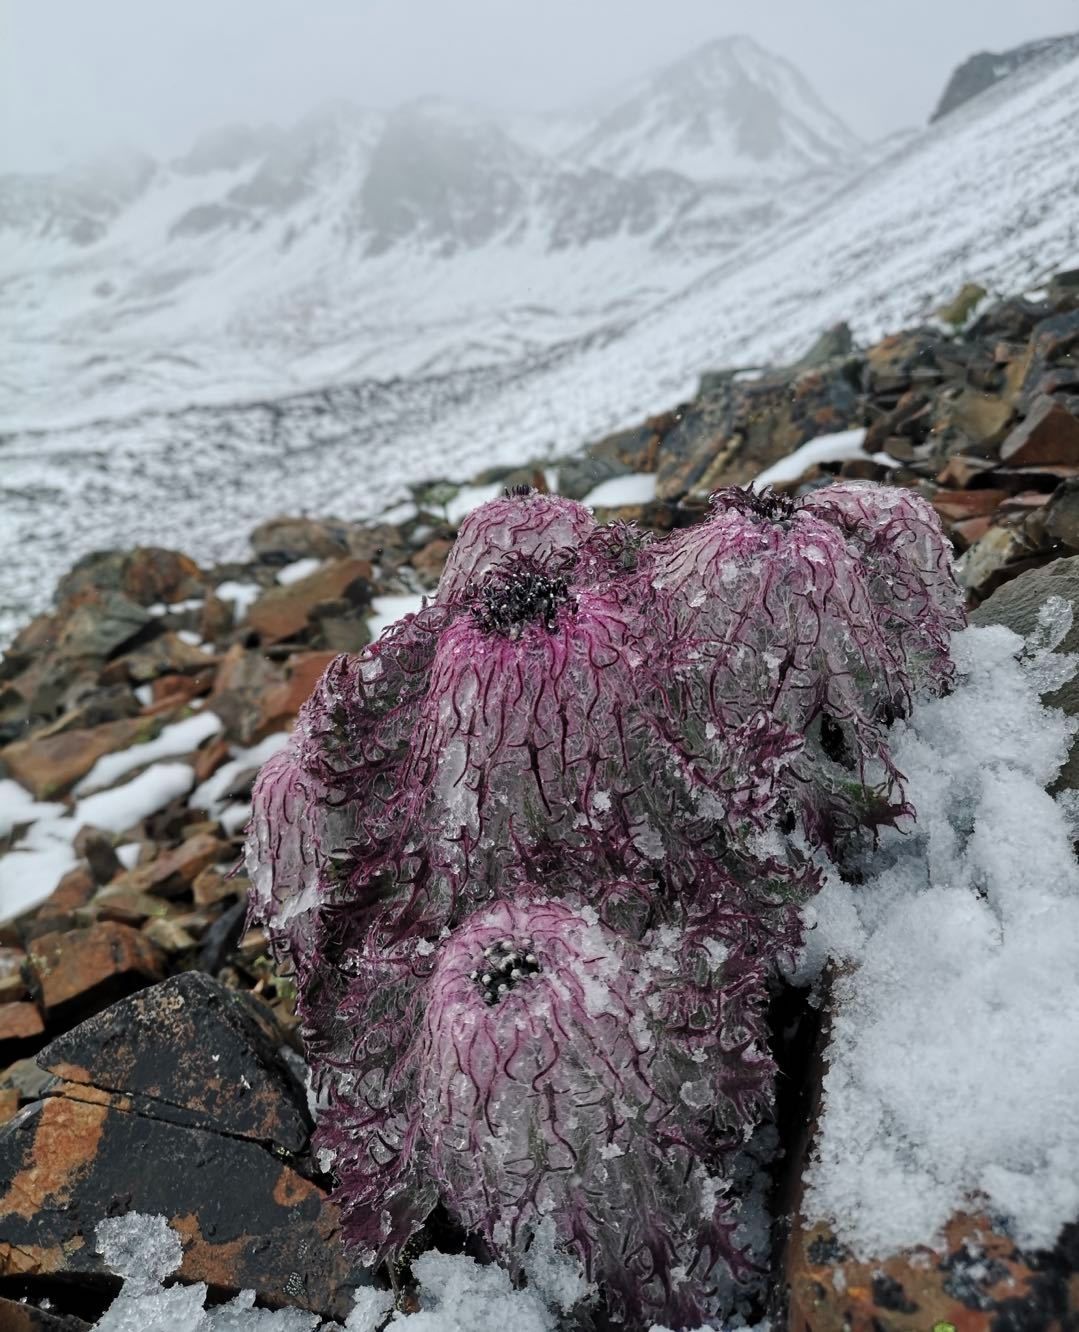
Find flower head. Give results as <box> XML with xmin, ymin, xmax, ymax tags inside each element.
<box><xmin>321</xmin><ymin>895</ymin><xmax>773</xmax><ymax>1327</ymax></box>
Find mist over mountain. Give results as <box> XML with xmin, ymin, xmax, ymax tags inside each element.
<box><xmin>0</xmin><ymin>36</ymin><xmax>869</xmax><ymax>428</ymax></box>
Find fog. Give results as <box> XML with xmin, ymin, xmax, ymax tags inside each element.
<box><xmin>2</xmin><ymin>0</ymin><xmax>1077</xmax><ymax>171</ymax></box>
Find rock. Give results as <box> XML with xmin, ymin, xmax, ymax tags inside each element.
<box><xmin>249</xmin><ymin>515</ymin><xmax>352</xmax><ymax>564</ymax></box>
<box><xmin>309</xmin><ymin>598</ymin><xmax>373</xmax><ymax>653</ymax></box>
<box><xmin>71</xmin><ymin>828</ymin><xmax>122</xmax><ymax>887</ymax></box>
<box><xmin>0</xmin><ymin>1095</ymin><xmax>363</xmax><ymax>1317</ymax></box>
<box><xmin>943</xmin><ymin>387</ymin><xmax>1014</xmax><ymax>453</ymax></box>
<box><xmin>87</xmin><ymin>885</ymin><xmax>169</xmax><ymax>927</ymax></box>
<box><xmin>863</xmin><ymin>328</ymin><xmax>944</xmax><ymax>399</ymax></box>
<box><xmin>972</xmin><ymin>557</ymin><xmax>1079</xmax><ymax>791</ymax></box>
<box><xmin>207</xmin><ymin>645</ymin><xmax>284</xmax><ymax>744</ymax></box>
<box><xmin>255</xmin><ymin>651</ymin><xmax>337</xmax><ymax>735</ymax></box>
<box><xmin>587</xmin><ymin>412</ymin><xmax>674</xmax><ymax>473</ymax></box>
<box><xmin>0</xmin><ymin>1296</ymin><xmax>90</xmax><ymax>1329</ymax></box>
<box><xmin>54</xmin><ymin>591</ymin><xmax>153</xmax><ymax>664</ymax></box>
<box><xmin>936</xmin><ymin>455</ymin><xmax>998</xmax><ymax>488</ymax></box>
<box><xmin>936</xmin><ymin>281</ymin><xmax>987</xmax><ymax>327</ymax></box>
<box><xmin>554</xmin><ymin>453</ymin><xmax>636</xmax><ymax>501</ymax></box>
<box><xmin>788</xmin><ymin>322</ymin><xmax>855</xmax><ymax>370</ymax></box>
<box><xmin>244</xmin><ymin>558</ymin><xmax>373</xmax><ymax>643</ymax></box>
<box><xmin>1016</xmin><ymin>312</ymin><xmax>1079</xmax><ymax>413</ymax></box>
<box><xmin>864</xmin><ymin>389</ymin><xmax>932</xmax><ymax>457</ymax></box>
<box><xmin>37</xmin><ymin>972</ymin><xmax>310</xmax><ymax>1153</ymax></box>
<box><xmin>0</xmin><ymin>948</ymin><xmax>28</xmax><ymax>1003</ymax></box>
<box><xmin>102</xmin><ymin>632</ymin><xmax>218</xmax><ymax>684</ymax></box>
<box><xmin>55</xmin><ymin>548</ymin><xmax>204</xmax><ymax>610</ymax></box>
<box><xmin>930</xmin><ymin>488</ymin><xmax>1009</xmax><ymax>522</ymax></box>
<box><xmin>193</xmin><ymin>735</ymin><xmax>230</xmax><ymax>784</ymax></box>
<box><xmin>139</xmin><ymin>831</ymin><xmax>230</xmax><ymax>899</ymax></box>
<box><xmin>656</xmin><ymin>364</ymin><xmax>861</xmax><ymax>502</ymax></box>
<box><xmin>0</xmin><ymin>1002</ymin><xmax>45</xmax><ymax>1062</ymax></box>
<box><xmin>999</xmin><ymin>394</ymin><xmax>1079</xmax><ymax>466</ymax></box>
<box><xmin>197</xmin><ymin>590</ymin><xmax>234</xmax><ymax>645</ymax></box>
<box><xmin>1044</xmin><ymin>479</ymin><xmax>1079</xmax><ymax>550</ymax></box>
<box><xmin>788</xmin><ymin>1212</ymin><xmax>1079</xmax><ymax>1332</ymax></box>
<box><xmin>0</xmin><ymin>716</ymin><xmax>161</xmax><ymax>800</ymax></box>
<box><xmin>410</xmin><ymin>537</ymin><xmax>455</xmax><ymax>586</ymax></box>
<box><xmin>956</xmin><ymin>521</ymin><xmax>1052</xmax><ymax>602</ymax></box>
<box><xmin>24</xmin><ymin>923</ymin><xmax>163</xmax><ymax>1022</ymax></box>
<box><xmin>192</xmin><ymin>867</ymin><xmax>246</xmax><ymax>908</ymax></box>
<box><xmin>1048</xmin><ymin>267</ymin><xmax>1079</xmax><ymax>309</ymax></box>
<box><xmin>27</xmin><ymin>868</ymin><xmax>96</xmax><ymax>938</ymax></box>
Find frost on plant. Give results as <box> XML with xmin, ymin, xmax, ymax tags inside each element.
<box><xmin>245</xmin><ymin>484</ymin><xmax>962</xmax><ymax>1327</ymax></box>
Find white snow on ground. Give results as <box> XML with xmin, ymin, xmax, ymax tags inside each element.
<box><xmin>75</xmin><ymin>712</ymin><xmax>223</xmax><ymax>795</ymax></box>
<box><xmin>216</xmin><ymin>581</ymin><xmax>262</xmax><ymax>621</ymax></box>
<box><xmin>581</xmin><ymin>473</ymin><xmax>659</xmax><ymax>507</ymax></box>
<box><xmin>277</xmin><ymin>558</ymin><xmax>324</xmax><ymax>586</ymax></box>
<box><xmin>444</xmin><ymin>483</ymin><xmax>504</xmax><ymax>528</ymax></box>
<box><xmin>798</xmin><ymin>603</ymin><xmax>1079</xmax><ymax>1256</ymax></box>
<box><xmin>0</xmin><ymin>778</ymin><xmax>63</xmax><ymax>838</ymax></box>
<box><xmin>368</xmin><ymin>594</ymin><xmax>427</xmax><ymax>640</ymax></box>
<box><xmin>88</xmin><ymin>1214</ymin><xmax>714</xmax><ymax>1331</ymax></box>
<box><xmin>190</xmin><ymin>732</ymin><xmax>292</xmax><ymax>817</ymax></box>
<box><xmin>0</xmin><ymin>762</ymin><xmax>196</xmax><ymax>922</ymax></box>
<box><xmin>751</xmin><ymin>429</ymin><xmax>871</xmax><ymax>488</ymax></box>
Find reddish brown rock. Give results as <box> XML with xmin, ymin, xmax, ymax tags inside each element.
<box><xmin>141</xmin><ymin>831</ymin><xmax>230</xmax><ymax>898</ymax></box>
<box><xmin>931</xmin><ymin>488</ymin><xmax>1009</xmax><ymax>521</ymax></box>
<box><xmin>193</xmin><ymin>734</ymin><xmax>231</xmax><ymax>784</ymax></box>
<box><xmin>25</xmin><ymin>923</ymin><xmax>163</xmax><ymax>1020</ymax></box>
<box><xmin>56</xmin><ymin>548</ymin><xmax>203</xmax><ymax>610</ymax></box>
<box><xmin>244</xmin><ymin>559</ymin><xmax>372</xmax><ymax>643</ymax></box>
<box><xmin>999</xmin><ymin>395</ymin><xmax>1079</xmax><ymax>466</ymax></box>
<box><xmin>256</xmin><ymin>650</ymin><xmax>337</xmax><ymax>734</ymax></box>
<box><xmin>0</xmin><ymin>716</ymin><xmax>160</xmax><ymax>799</ymax></box>
<box><xmin>208</xmin><ymin>645</ymin><xmax>284</xmax><ymax>744</ymax></box>
<box><xmin>31</xmin><ymin>866</ymin><xmax>95</xmax><ymax>923</ymax></box>
<box><xmin>788</xmin><ymin>1213</ymin><xmax>1078</xmax><ymax>1332</ymax></box>
<box><xmin>411</xmin><ymin>536</ymin><xmax>455</xmax><ymax>586</ymax></box>
<box><xmin>952</xmin><ymin>515</ymin><xmax>995</xmax><ymax>548</ymax></box>
<box><xmin>192</xmin><ymin>867</ymin><xmax>245</xmax><ymax>908</ymax></box>
<box><xmin>936</xmin><ymin>455</ymin><xmax>998</xmax><ymax>488</ymax></box>
<box><xmin>0</xmin><ymin>1002</ymin><xmax>45</xmax><ymax>1061</ymax></box>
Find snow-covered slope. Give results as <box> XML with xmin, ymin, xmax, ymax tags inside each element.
<box><xmin>1</xmin><ymin>50</ymin><xmax>1078</xmax><ymax>644</ymax></box>
<box><xmin>0</xmin><ymin>36</ymin><xmax>859</xmax><ymax>429</ymax></box>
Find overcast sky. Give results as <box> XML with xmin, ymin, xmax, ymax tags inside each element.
<box><xmin>2</xmin><ymin>0</ymin><xmax>1077</xmax><ymax>171</ymax></box>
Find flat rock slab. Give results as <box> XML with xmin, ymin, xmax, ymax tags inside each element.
<box><xmin>788</xmin><ymin>1213</ymin><xmax>1079</xmax><ymax>1331</ymax></box>
<box><xmin>25</xmin><ymin>924</ymin><xmax>163</xmax><ymax>1021</ymax></box>
<box><xmin>37</xmin><ymin>972</ymin><xmax>310</xmax><ymax>1154</ymax></box>
<box><xmin>0</xmin><ymin>1295</ymin><xmax>91</xmax><ymax>1330</ymax></box>
<box><xmin>0</xmin><ymin>1093</ymin><xmax>362</xmax><ymax>1318</ymax></box>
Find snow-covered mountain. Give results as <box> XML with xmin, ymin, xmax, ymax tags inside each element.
<box><xmin>2</xmin><ymin>40</ymin><xmax>1079</xmax><ymax>644</ymax></box>
<box><xmin>0</xmin><ymin>36</ymin><xmax>863</xmax><ymax>428</ymax></box>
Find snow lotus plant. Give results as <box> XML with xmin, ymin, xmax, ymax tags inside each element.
<box><xmin>245</xmin><ymin>483</ymin><xmax>963</xmax><ymax>1328</ymax></box>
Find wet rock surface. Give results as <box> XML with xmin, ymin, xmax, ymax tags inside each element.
<box><xmin>0</xmin><ymin>976</ymin><xmax>365</xmax><ymax>1320</ymax></box>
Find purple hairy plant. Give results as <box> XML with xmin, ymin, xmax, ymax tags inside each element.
<box><xmin>245</xmin><ymin>482</ymin><xmax>963</xmax><ymax>1328</ymax></box>
<box><xmin>320</xmin><ymin>894</ymin><xmax>775</xmax><ymax>1327</ymax></box>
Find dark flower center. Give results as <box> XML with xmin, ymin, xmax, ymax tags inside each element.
<box><xmin>469</xmin><ymin>938</ymin><xmax>541</xmax><ymax>1005</ymax></box>
<box><xmin>473</xmin><ymin>565</ymin><xmax>572</xmax><ymax>637</ymax></box>
<box><xmin>711</xmin><ymin>485</ymin><xmax>798</xmax><ymax>523</ymax></box>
